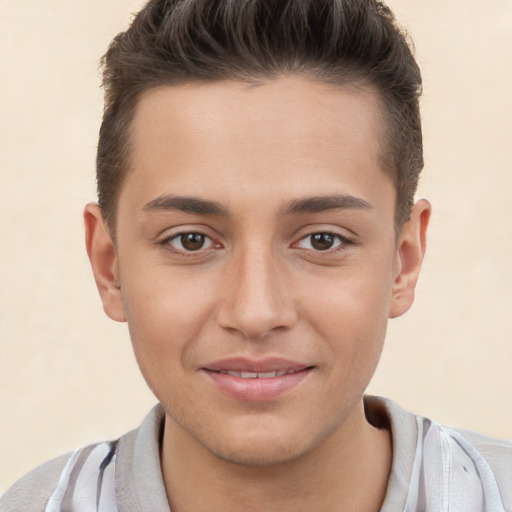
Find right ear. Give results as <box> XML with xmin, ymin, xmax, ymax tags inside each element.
<box><xmin>84</xmin><ymin>203</ymin><xmax>126</xmax><ymax>322</ymax></box>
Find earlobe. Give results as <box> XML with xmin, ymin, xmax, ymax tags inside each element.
<box><xmin>389</xmin><ymin>199</ymin><xmax>431</xmax><ymax>319</ymax></box>
<box><xmin>84</xmin><ymin>203</ymin><xmax>126</xmax><ymax>322</ymax></box>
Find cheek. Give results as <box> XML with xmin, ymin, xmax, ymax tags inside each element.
<box><xmin>305</xmin><ymin>265</ymin><xmax>393</xmax><ymax>371</ymax></box>
<box><xmin>121</xmin><ymin>279</ymin><xmax>212</xmax><ymax>409</ymax></box>
<box><xmin>120</xmin><ymin>265</ymin><xmax>217</xmax><ymax>369</ymax></box>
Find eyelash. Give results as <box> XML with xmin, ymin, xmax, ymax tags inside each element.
<box><xmin>158</xmin><ymin>231</ymin><xmax>219</xmax><ymax>255</ymax></box>
<box><xmin>158</xmin><ymin>230</ymin><xmax>353</xmax><ymax>255</ymax></box>
<box><xmin>295</xmin><ymin>232</ymin><xmax>354</xmax><ymax>253</ymax></box>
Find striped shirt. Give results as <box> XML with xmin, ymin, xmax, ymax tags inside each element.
<box><xmin>2</xmin><ymin>397</ymin><xmax>511</xmax><ymax>512</ymax></box>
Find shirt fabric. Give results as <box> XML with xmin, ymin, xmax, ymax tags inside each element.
<box><xmin>1</xmin><ymin>396</ymin><xmax>511</xmax><ymax>512</ymax></box>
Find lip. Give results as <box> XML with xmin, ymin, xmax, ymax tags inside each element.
<box><xmin>204</xmin><ymin>357</ymin><xmax>310</xmax><ymax>373</ymax></box>
<box><xmin>202</xmin><ymin>358</ymin><xmax>313</xmax><ymax>401</ymax></box>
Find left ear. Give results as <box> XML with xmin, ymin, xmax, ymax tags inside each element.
<box><xmin>389</xmin><ymin>199</ymin><xmax>431</xmax><ymax>319</ymax></box>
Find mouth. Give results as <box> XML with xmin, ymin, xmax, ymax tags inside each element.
<box><xmin>202</xmin><ymin>358</ymin><xmax>314</xmax><ymax>401</ymax></box>
<box><xmin>215</xmin><ymin>369</ymin><xmax>303</xmax><ymax>379</ymax></box>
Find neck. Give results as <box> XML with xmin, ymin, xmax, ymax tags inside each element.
<box><xmin>161</xmin><ymin>400</ymin><xmax>392</xmax><ymax>512</ymax></box>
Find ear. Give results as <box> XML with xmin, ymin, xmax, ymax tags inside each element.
<box><xmin>84</xmin><ymin>203</ymin><xmax>126</xmax><ymax>322</ymax></box>
<box><xmin>389</xmin><ymin>199</ymin><xmax>431</xmax><ymax>319</ymax></box>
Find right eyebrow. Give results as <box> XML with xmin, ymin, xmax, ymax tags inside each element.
<box><xmin>142</xmin><ymin>195</ymin><xmax>229</xmax><ymax>217</ymax></box>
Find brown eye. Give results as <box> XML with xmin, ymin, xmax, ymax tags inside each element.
<box><xmin>180</xmin><ymin>233</ymin><xmax>206</xmax><ymax>251</ymax></box>
<box><xmin>296</xmin><ymin>232</ymin><xmax>347</xmax><ymax>252</ymax></box>
<box><xmin>310</xmin><ymin>233</ymin><xmax>336</xmax><ymax>251</ymax></box>
<box><xmin>165</xmin><ymin>232</ymin><xmax>216</xmax><ymax>252</ymax></box>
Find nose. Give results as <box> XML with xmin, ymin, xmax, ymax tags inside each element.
<box><xmin>216</xmin><ymin>246</ymin><xmax>298</xmax><ymax>340</ymax></box>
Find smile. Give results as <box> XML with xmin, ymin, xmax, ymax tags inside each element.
<box><xmin>202</xmin><ymin>360</ymin><xmax>313</xmax><ymax>401</ymax></box>
<box><xmin>216</xmin><ymin>370</ymin><xmax>298</xmax><ymax>378</ymax></box>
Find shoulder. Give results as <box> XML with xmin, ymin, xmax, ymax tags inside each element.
<box><xmin>366</xmin><ymin>396</ymin><xmax>512</xmax><ymax>511</ymax></box>
<box><xmin>0</xmin><ymin>406</ymin><xmax>164</xmax><ymax>512</ymax></box>
<box><xmin>0</xmin><ymin>452</ymin><xmax>71</xmax><ymax>512</ymax></box>
<box><xmin>1</xmin><ymin>441</ymin><xmax>119</xmax><ymax>512</ymax></box>
<box><xmin>452</xmin><ymin>426</ymin><xmax>512</xmax><ymax>508</ymax></box>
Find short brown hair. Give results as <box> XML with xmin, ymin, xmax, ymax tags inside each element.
<box><xmin>98</xmin><ymin>0</ymin><xmax>423</xmax><ymax>230</ymax></box>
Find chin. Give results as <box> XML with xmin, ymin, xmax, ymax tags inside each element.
<box><xmin>204</xmin><ymin>434</ymin><xmax>311</xmax><ymax>467</ymax></box>
<box><xmin>192</xmin><ymin>413</ymin><xmax>339</xmax><ymax>468</ymax></box>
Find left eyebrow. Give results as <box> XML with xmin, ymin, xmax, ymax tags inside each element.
<box><xmin>283</xmin><ymin>194</ymin><xmax>373</xmax><ymax>216</ymax></box>
<box><xmin>142</xmin><ymin>195</ymin><xmax>229</xmax><ymax>217</ymax></box>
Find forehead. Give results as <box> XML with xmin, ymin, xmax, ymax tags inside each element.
<box><xmin>121</xmin><ymin>77</ymin><xmax>394</xmax><ymax>217</ymax></box>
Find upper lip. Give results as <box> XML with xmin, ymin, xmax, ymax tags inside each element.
<box><xmin>203</xmin><ymin>357</ymin><xmax>311</xmax><ymax>373</ymax></box>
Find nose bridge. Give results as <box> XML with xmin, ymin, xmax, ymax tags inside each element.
<box><xmin>217</xmin><ymin>239</ymin><xmax>296</xmax><ymax>339</ymax></box>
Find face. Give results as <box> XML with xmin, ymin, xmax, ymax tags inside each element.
<box><xmin>86</xmin><ymin>77</ymin><xmax>428</xmax><ymax>466</ymax></box>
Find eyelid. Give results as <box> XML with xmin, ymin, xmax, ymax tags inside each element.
<box><xmin>157</xmin><ymin>228</ymin><xmax>223</xmax><ymax>254</ymax></box>
<box><xmin>292</xmin><ymin>230</ymin><xmax>355</xmax><ymax>253</ymax></box>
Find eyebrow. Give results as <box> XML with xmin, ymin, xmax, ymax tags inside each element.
<box><xmin>142</xmin><ymin>193</ymin><xmax>372</xmax><ymax>218</ymax></box>
<box><xmin>283</xmin><ymin>194</ymin><xmax>373</xmax><ymax>215</ymax></box>
<box><xmin>142</xmin><ymin>195</ymin><xmax>229</xmax><ymax>216</ymax></box>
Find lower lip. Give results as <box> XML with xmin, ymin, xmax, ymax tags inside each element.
<box><xmin>203</xmin><ymin>369</ymin><xmax>312</xmax><ymax>401</ymax></box>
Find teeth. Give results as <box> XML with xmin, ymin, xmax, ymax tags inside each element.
<box><xmin>221</xmin><ymin>370</ymin><xmax>296</xmax><ymax>379</ymax></box>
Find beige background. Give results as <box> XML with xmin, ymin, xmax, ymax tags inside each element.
<box><xmin>1</xmin><ymin>0</ymin><xmax>511</xmax><ymax>492</ymax></box>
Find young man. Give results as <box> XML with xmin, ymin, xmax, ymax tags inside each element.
<box><xmin>1</xmin><ymin>0</ymin><xmax>511</xmax><ymax>511</ymax></box>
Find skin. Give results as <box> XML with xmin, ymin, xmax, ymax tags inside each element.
<box><xmin>85</xmin><ymin>77</ymin><xmax>430</xmax><ymax>511</ymax></box>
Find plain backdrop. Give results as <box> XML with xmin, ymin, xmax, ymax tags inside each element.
<box><xmin>1</xmin><ymin>0</ymin><xmax>511</xmax><ymax>491</ymax></box>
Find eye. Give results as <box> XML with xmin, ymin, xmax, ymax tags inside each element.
<box><xmin>165</xmin><ymin>232</ymin><xmax>216</xmax><ymax>252</ymax></box>
<box><xmin>296</xmin><ymin>232</ymin><xmax>348</xmax><ymax>251</ymax></box>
